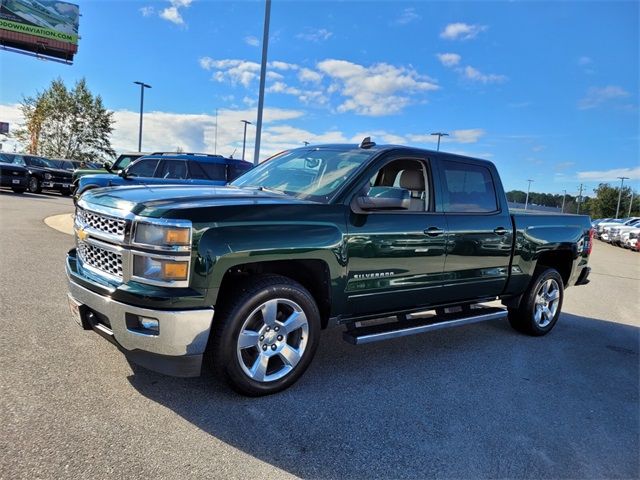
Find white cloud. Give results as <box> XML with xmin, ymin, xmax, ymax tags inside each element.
<box><xmin>139</xmin><ymin>6</ymin><xmax>155</xmax><ymax>17</ymax></box>
<box><xmin>296</xmin><ymin>28</ymin><xmax>333</xmax><ymax>42</ymax></box>
<box><xmin>440</xmin><ymin>22</ymin><xmax>487</xmax><ymax>40</ymax></box>
<box><xmin>578</xmin><ymin>56</ymin><xmax>592</xmax><ymax>66</ymax></box>
<box><xmin>462</xmin><ymin>65</ymin><xmax>507</xmax><ymax>84</ymax></box>
<box><xmin>437</xmin><ymin>53</ymin><xmax>461</xmax><ymax>67</ymax></box>
<box><xmin>577</xmin><ymin>167</ymin><xmax>640</xmax><ymax>181</ymax></box>
<box><xmin>200</xmin><ymin>58</ymin><xmax>261</xmax><ymax>87</ymax></box>
<box><xmin>270</xmin><ymin>61</ymin><xmax>299</xmax><ymax>71</ymax></box>
<box><xmin>317</xmin><ymin>59</ymin><xmax>439</xmax><ymax>116</ymax></box>
<box><xmin>244</xmin><ymin>36</ymin><xmax>259</xmax><ymax>47</ymax></box>
<box><xmin>159</xmin><ymin>0</ymin><xmax>193</xmax><ymax>25</ymax></box>
<box><xmin>393</xmin><ymin>8</ymin><xmax>420</xmax><ymax>26</ymax></box>
<box><xmin>298</xmin><ymin>68</ymin><xmax>323</xmax><ymax>83</ymax></box>
<box><xmin>578</xmin><ymin>85</ymin><xmax>630</xmax><ymax>110</ymax></box>
<box><xmin>408</xmin><ymin>129</ymin><xmax>486</xmax><ymax>145</ymax></box>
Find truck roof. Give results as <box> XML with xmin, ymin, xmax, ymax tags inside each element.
<box><xmin>294</xmin><ymin>143</ymin><xmax>495</xmax><ymax>167</ymax></box>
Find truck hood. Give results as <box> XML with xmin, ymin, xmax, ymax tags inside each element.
<box><xmin>80</xmin><ymin>184</ymin><xmax>314</xmax><ymax>217</ymax></box>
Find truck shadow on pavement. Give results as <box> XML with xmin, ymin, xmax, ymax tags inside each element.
<box><xmin>127</xmin><ymin>313</ymin><xmax>639</xmax><ymax>479</ymax></box>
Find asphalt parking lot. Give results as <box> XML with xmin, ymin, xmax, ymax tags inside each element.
<box><xmin>1</xmin><ymin>191</ymin><xmax>638</xmax><ymax>479</ymax></box>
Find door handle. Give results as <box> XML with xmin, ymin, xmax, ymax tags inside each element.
<box><xmin>424</xmin><ymin>227</ymin><xmax>445</xmax><ymax>236</ymax></box>
<box><xmin>493</xmin><ymin>227</ymin><xmax>508</xmax><ymax>235</ymax></box>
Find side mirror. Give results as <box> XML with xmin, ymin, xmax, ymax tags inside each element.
<box><xmin>103</xmin><ymin>161</ymin><xmax>112</xmax><ymax>172</ymax></box>
<box><xmin>355</xmin><ymin>187</ymin><xmax>411</xmax><ymax>211</ymax></box>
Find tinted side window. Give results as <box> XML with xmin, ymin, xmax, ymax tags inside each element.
<box><xmin>157</xmin><ymin>160</ymin><xmax>189</xmax><ymax>179</ymax></box>
<box><xmin>199</xmin><ymin>162</ymin><xmax>227</xmax><ymax>181</ymax></box>
<box><xmin>228</xmin><ymin>162</ymin><xmax>252</xmax><ymax>181</ymax></box>
<box><xmin>188</xmin><ymin>161</ymin><xmax>209</xmax><ymax>180</ymax></box>
<box><xmin>441</xmin><ymin>161</ymin><xmax>497</xmax><ymax>213</ymax></box>
<box><xmin>127</xmin><ymin>159</ymin><xmax>159</xmax><ymax>177</ymax></box>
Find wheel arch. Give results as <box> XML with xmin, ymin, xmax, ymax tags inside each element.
<box><xmin>215</xmin><ymin>259</ymin><xmax>333</xmax><ymax>329</ymax></box>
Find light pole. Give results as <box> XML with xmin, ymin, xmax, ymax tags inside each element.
<box><xmin>628</xmin><ymin>189</ymin><xmax>635</xmax><ymax>217</ymax></box>
<box><xmin>253</xmin><ymin>0</ymin><xmax>271</xmax><ymax>165</ymax></box>
<box><xmin>524</xmin><ymin>179</ymin><xmax>534</xmax><ymax>210</ymax></box>
<box><xmin>133</xmin><ymin>81</ymin><xmax>151</xmax><ymax>152</ymax></box>
<box><xmin>240</xmin><ymin>120</ymin><xmax>252</xmax><ymax>160</ymax></box>
<box><xmin>430</xmin><ymin>132</ymin><xmax>449</xmax><ymax>151</ymax></box>
<box><xmin>615</xmin><ymin>176</ymin><xmax>629</xmax><ymax>218</ymax></box>
<box><xmin>577</xmin><ymin>183</ymin><xmax>584</xmax><ymax>214</ymax></box>
<box><xmin>561</xmin><ymin>189</ymin><xmax>567</xmax><ymax>213</ymax></box>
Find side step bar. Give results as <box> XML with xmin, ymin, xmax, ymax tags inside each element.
<box><xmin>343</xmin><ymin>306</ymin><xmax>508</xmax><ymax>345</ymax></box>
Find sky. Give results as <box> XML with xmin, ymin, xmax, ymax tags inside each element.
<box><xmin>0</xmin><ymin>0</ymin><xmax>638</xmax><ymax>195</ymax></box>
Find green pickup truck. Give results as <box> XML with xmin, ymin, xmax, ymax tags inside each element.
<box><xmin>66</xmin><ymin>140</ymin><xmax>593</xmax><ymax>396</ymax></box>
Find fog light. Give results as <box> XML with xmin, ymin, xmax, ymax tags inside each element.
<box><xmin>140</xmin><ymin>317</ymin><xmax>159</xmax><ymax>332</ymax></box>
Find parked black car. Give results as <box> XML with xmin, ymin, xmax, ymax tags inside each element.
<box><xmin>0</xmin><ymin>157</ymin><xmax>28</xmax><ymax>193</ymax></box>
<box><xmin>0</xmin><ymin>153</ymin><xmax>73</xmax><ymax>195</ymax></box>
<box><xmin>54</xmin><ymin>159</ymin><xmax>101</xmax><ymax>172</ymax></box>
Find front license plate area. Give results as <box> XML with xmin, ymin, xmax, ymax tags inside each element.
<box><xmin>67</xmin><ymin>294</ymin><xmax>83</xmax><ymax>327</ymax></box>
<box><xmin>12</xmin><ymin>179</ymin><xmax>20</xmax><ymax>184</ymax></box>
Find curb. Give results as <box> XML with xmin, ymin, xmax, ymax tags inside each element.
<box><xmin>44</xmin><ymin>213</ymin><xmax>74</xmax><ymax>236</ymax></box>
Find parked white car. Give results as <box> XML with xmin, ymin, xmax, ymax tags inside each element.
<box><xmin>622</xmin><ymin>228</ymin><xmax>640</xmax><ymax>249</ymax></box>
<box><xmin>609</xmin><ymin>219</ymin><xmax>640</xmax><ymax>245</ymax></box>
<box><xmin>597</xmin><ymin>217</ymin><xmax>640</xmax><ymax>241</ymax></box>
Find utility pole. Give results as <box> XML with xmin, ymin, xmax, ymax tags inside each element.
<box><xmin>615</xmin><ymin>176</ymin><xmax>629</xmax><ymax>218</ymax></box>
<box><xmin>628</xmin><ymin>189</ymin><xmax>635</xmax><ymax>217</ymax></box>
<box><xmin>240</xmin><ymin>120</ymin><xmax>252</xmax><ymax>160</ymax></box>
<box><xmin>524</xmin><ymin>179</ymin><xmax>534</xmax><ymax>210</ymax></box>
<box><xmin>133</xmin><ymin>81</ymin><xmax>151</xmax><ymax>151</ymax></box>
<box><xmin>430</xmin><ymin>132</ymin><xmax>449</xmax><ymax>151</ymax></box>
<box><xmin>561</xmin><ymin>189</ymin><xmax>567</xmax><ymax>213</ymax></box>
<box><xmin>214</xmin><ymin>108</ymin><xmax>218</xmax><ymax>155</ymax></box>
<box><xmin>253</xmin><ymin>0</ymin><xmax>271</xmax><ymax>165</ymax></box>
<box><xmin>576</xmin><ymin>183</ymin><xmax>584</xmax><ymax>214</ymax></box>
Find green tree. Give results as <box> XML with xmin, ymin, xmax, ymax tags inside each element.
<box><xmin>15</xmin><ymin>78</ymin><xmax>115</xmax><ymax>162</ymax></box>
<box><xmin>589</xmin><ymin>183</ymin><xmax>638</xmax><ymax>218</ymax></box>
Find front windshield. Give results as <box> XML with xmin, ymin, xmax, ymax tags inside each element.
<box><xmin>26</xmin><ymin>156</ymin><xmax>58</xmax><ymax>168</ymax></box>
<box><xmin>231</xmin><ymin>148</ymin><xmax>375</xmax><ymax>202</ymax></box>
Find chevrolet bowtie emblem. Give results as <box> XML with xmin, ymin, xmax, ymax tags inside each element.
<box><xmin>77</xmin><ymin>228</ymin><xmax>89</xmax><ymax>241</ymax></box>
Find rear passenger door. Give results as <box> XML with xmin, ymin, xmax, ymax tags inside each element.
<box><xmin>151</xmin><ymin>159</ymin><xmax>191</xmax><ymax>185</ymax></box>
<box><xmin>437</xmin><ymin>158</ymin><xmax>512</xmax><ymax>303</ymax></box>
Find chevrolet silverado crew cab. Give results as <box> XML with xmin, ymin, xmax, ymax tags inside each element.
<box><xmin>66</xmin><ymin>140</ymin><xmax>593</xmax><ymax>396</ymax></box>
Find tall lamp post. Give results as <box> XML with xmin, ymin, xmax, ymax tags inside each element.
<box><xmin>240</xmin><ymin>120</ymin><xmax>252</xmax><ymax>161</ymax></box>
<box><xmin>133</xmin><ymin>81</ymin><xmax>151</xmax><ymax>152</ymax></box>
<box><xmin>615</xmin><ymin>176</ymin><xmax>629</xmax><ymax>218</ymax></box>
<box><xmin>561</xmin><ymin>189</ymin><xmax>567</xmax><ymax>213</ymax></box>
<box><xmin>253</xmin><ymin>0</ymin><xmax>272</xmax><ymax>165</ymax></box>
<box><xmin>628</xmin><ymin>189</ymin><xmax>635</xmax><ymax>218</ymax></box>
<box><xmin>524</xmin><ymin>179</ymin><xmax>534</xmax><ymax>210</ymax></box>
<box><xmin>430</xmin><ymin>132</ymin><xmax>449</xmax><ymax>151</ymax></box>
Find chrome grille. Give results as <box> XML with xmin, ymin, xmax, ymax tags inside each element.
<box><xmin>77</xmin><ymin>241</ymin><xmax>123</xmax><ymax>278</ymax></box>
<box><xmin>76</xmin><ymin>207</ymin><xmax>126</xmax><ymax>237</ymax></box>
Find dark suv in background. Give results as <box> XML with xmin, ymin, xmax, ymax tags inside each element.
<box><xmin>0</xmin><ymin>153</ymin><xmax>73</xmax><ymax>195</ymax></box>
<box><xmin>74</xmin><ymin>152</ymin><xmax>254</xmax><ymax>198</ymax></box>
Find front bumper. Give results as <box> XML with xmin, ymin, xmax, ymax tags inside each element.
<box><xmin>66</xmin><ymin>259</ymin><xmax>214</xmax><ymax>377</ymax></box>
<box><xmin>42</xmin><ymin>180</ymin><xmax>72</xmax><ymax>191</ymax></box>
<box><xmin>1</xmin><ymin>175</ymin><xmax>27</xmax><ymax>188</ymax></box>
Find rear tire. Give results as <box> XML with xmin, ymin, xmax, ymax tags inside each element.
<box><xmin>27</xmin><ymin>176</ymin><xmax>41</xmax><ymax>194</ymax></box>
<box><xmin>508</xmin><ymin>268</ymin><xmax>564</xmax><ymax>336</ymax></box>
<box><xmin>209</xmin><ymin>274</ymin><xmax>321</xmax><ymax>396</ymax></box>
<box><xmin>11</xmin><ymin>187</ymin><xmax>26</xmax><ymax>194</ymax></box>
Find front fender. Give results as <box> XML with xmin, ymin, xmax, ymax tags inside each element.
<box><xmin>196</xmin><ymin>222</ymin><xmax>347</xmax><ymax>303</ymax></box>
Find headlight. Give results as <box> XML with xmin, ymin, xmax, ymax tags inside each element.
<box><xmin>134</xmin><ymin>222</ymin><xmax>191</xmax><ymax>247</ymax></box>
<box><xmin>133</xmin><ymin>255</ymin><xmax>189</xmax><ymax>282</ymax></box>
<box><xmin>44</xmin><ymin>173</ymin><xmax>52</xmax><ymax>180</ymax></box>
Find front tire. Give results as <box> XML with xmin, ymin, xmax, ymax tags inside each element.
<box><xmin>508</xmin><ymin>268</ymin><xmax>564</xmax><ymax>336</ymax></box>
<box><xmin>210</xmin><ymin>275</ymin><xmax>321</xmax><ymax>396</ymax></box>
<box><xmin>27</xmin><ymin>176</ymin><xmax>41</xmax><ymax>194</ymax></box>
<box><xmin>11</xmin><ymin>187</ymin><xmax>26</xmax><ymax>194</ymax></box>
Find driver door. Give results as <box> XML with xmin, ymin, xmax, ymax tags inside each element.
<box><xmin>345</xmin><ymin>155</ymin><xmax>448</xmax><ymax>316</ymax></box>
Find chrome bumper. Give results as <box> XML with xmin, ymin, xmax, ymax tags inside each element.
<box><xmin>67</xmin><ymin>274</ymin><xmax>214</xmax><ymax>376</ymax></box>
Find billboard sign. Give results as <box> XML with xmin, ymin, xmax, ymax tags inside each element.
<box><xmin>0</xmin><ymin>0</ymin><xmax>78</xmax><ymax>43</ymax></box>
<box><xmin>0</xmin><ymin>0</ymin><xmax>79</xmax><ymax>62</ymax></box>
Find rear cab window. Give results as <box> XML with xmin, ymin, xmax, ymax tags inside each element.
<box><xmin>441</xmin><ymin>160</ymin><xmax>498</xmax><ymax>213</ymax></box>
